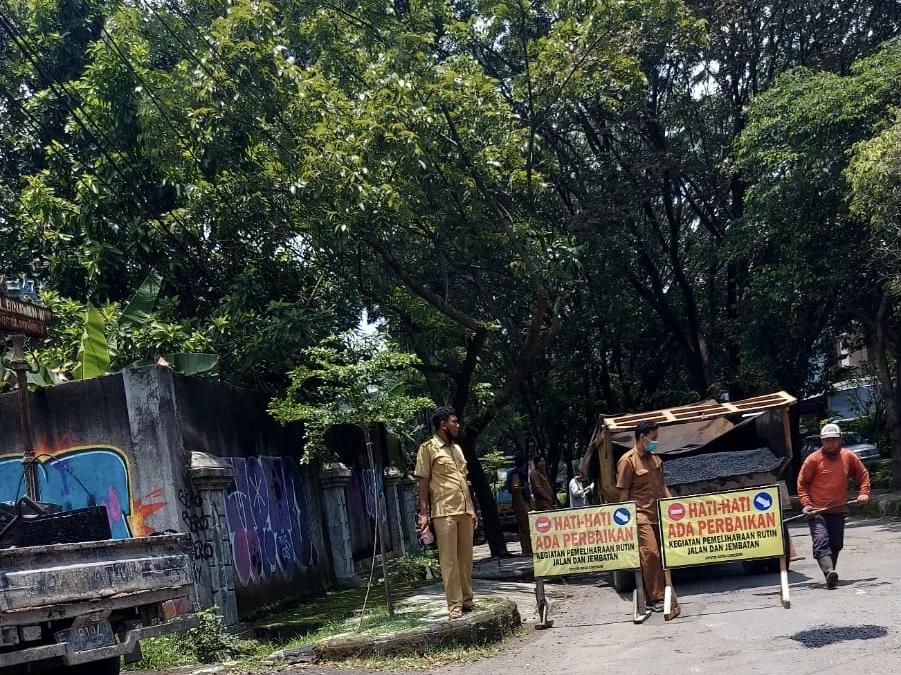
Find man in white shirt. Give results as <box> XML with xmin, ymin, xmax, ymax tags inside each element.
<box><xmin>568</xmin><ymin>470</ymin><xmax>593</xmax><ymax>508</ymax></box>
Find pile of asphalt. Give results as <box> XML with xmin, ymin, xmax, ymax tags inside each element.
<box><xmin>663</xmin><ymin>447</ymin><xmax>780</xmax><ymax>487</ymax></box>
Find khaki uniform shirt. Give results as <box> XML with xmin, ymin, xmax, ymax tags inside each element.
<box><xmin>616</xmin><ymin>447</ymin><xmax>667</xmax><ymax>524</ymax></box>
<box><xmin>530</xmin><ymin>470</ymin><xmax>556</xmax><ymax>510</ymax></box>
<box><xmin>414</xmin><ymin>435</ymin><xmax>473</xmax><ymax>518</ymax></box>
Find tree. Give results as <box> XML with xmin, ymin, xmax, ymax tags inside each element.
<box><xmin>270</xmin><ymin>333</ymin><xmax>433</xmax><ymax>615</ymax></box>
<box><xmin>736</xmin><ymin>40</ymin><xmax>901</xmax><ymax>486</ymax></box>
<box><xmin>847</xmin><ymin>110</ymin><xmax>901</xmax><ymax>488</ymax></box>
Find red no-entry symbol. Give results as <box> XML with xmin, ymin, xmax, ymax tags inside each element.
<box><xmin>535</xmin><ymin>516</ymin><xmax>552</xmax><ymax>533</ymax></box>
<box><xmin>667</xmin><ymin>503</ymin><xmax>686</xmax><ymax>521</ymax></box>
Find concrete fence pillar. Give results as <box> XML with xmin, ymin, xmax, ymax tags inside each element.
<box><xmin>187</xmin><ymin>452</ymin><xmax>239</xmax><ymax>626</ymax></box>
<box><xmin>319</xmin><ymin>463</ymin><xmax>357</xmax><ymax>587</ymax></box>
<box><xmin>384</xmin><ymin>468</ymin><xmax>406</xmax><ymax>557</ymax></box>
<box><xmin>401</xmin><ymin>475</ymin><xmax>420</xmax><ymax>552</ymax></box>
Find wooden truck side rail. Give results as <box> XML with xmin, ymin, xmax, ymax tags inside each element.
<box><xmin>0</xmin><ymin>535</ymin><xmax>194</xmax><ymax>614</ymax></box>
<box><xmin>591</xmin><ymin>391</ymin><xmax>797</xmax><ymax>502</ymax></box>
<box><xmin>0</xmin><ymin>534</ymin><xmax>197</xmax><ymax>672</ymax></box>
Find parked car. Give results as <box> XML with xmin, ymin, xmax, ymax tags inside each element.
<box><xmin>801</xmin><ymin>432</ymin><xmax>880</xmax><ymax>461</ymax></box>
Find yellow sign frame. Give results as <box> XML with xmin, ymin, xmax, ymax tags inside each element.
<box><xmin>657</xmin><ymin>485</ymin><xmax>785</xmax><ymax>569</ymax></box>
<box><xmin>529</xmin><ymin>502</ymin><xmax>640</xmax><ymax>577</ymax></box>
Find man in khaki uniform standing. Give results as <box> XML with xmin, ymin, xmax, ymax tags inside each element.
<box><xmin>617</xmin><ymin>419</ymin><xmax>671</xmax><ymax>612</ymax></box>
<box><xmin>415</xmin><ymin>406</ymin><xmax>478</xmax><ymax>619</ymax></box>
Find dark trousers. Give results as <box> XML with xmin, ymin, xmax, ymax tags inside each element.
<box><xmin>809</xmin><ymin>514</ymin><xmax>845</xmax><ymax>566</ymax></box>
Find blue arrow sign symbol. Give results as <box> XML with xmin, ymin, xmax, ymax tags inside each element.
<box><xmin>753</xmin><ymin>492</ymin><xmax>773</xmax><ymax>511</ymax></box>
<box><xmin>613</xmin><ymin>508</ymin><xmax>631</xmax><ymax>525</ymax></box>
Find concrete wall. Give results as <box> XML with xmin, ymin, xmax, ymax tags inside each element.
<box><xmin>172</xmin><ymin>374</ymin><xmax>327</xmax><ymax>615</ymax></box>
<box><xmin>0</xmin><ymin>369</ymin><xmax>186</xmax><ymax>540</ymax></box>
<box><xmin>0</xmin><ymin>367</ymin><xmax>330</xmax><ymax>620</ymax></box>
<box><xmin>0</xmin><ymin>366</ymin><xmax>419</xmax><ymax>621</ymax></box>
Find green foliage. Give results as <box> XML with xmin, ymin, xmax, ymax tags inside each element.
<box><xmin>479</xmin><ymin>449</ymin><xmax>513</xmax><ymax>488</ymax></box>
<box><xmin>1</xmin><ymin>274</ymin><xmax>217</xmax><ymax>389</ymax></box>
<box><xmin>72</xmin><ymin>304</ymin><xmax>110</xmax><ymax>380</ymax></box>
<box><xmin>6</xmin><ymin>0</ymin><xmax>901</xmax><ymax>504</ymax></box>
<box><xmin>183</xmin><ymin>607</ymin><xmax>252</xmax><ymax>664</ymax></box>
<box><xmin>847</xmin><ymin>110</ymin><xmax>901</xmax><ymax>291</ymax></box>
<box><xmin>270</xmin><ymin>334</ymin><xmax>433</xmax><ymax>462</ymax></box>
<box><xmin>125</xmin><ymin>607</ymin><xmax>258</xmax><ymax>670</ymax></box>
<box><xmin>389</xmin><ymin>551</ymin><xmax>441</xmax><ymax>585</ymax></box>
<box><xmin>123</xmin><ymin>632</ymin><xmax>194</xmax><ymax>671</ymax></box>
<box><xmin>733</xmin><ymin>40</ymin><xmax>901</xmax><ymax>395</ymax></box>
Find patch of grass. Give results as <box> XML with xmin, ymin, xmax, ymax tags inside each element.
<box><xmin>123</xmin><ymin>633</ymin><xmax>194</xmax><ymax>671</ymax></box>
<box><xmin>250</xmin><ymin>566</ymin><xmax>437</xmax><ymax>640</ymax></box>
<box><xmin>124</xmin><ymin>607</ymin><xmax>266</xmax><ymax>671</ymax></box>
<box><xmin>276</xmin><ymin>606</ymin><xmax>434</xmax><ymax>651</ymax></box>
<box><xmin>336</xmin><ymin>630</ymin><xmax>518</xmax><ymax>670</ymax></box>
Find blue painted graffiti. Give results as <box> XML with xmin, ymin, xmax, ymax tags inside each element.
<box><xmin>0</xmin><ymin>447</ymin><xmax>133</xmax><ymax>539</ymax></box>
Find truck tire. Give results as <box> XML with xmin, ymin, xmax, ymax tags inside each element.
<box><xmin>612</xmin><ymin>569</ymin><xmax>636</xmax><ymax>594</ymax></box>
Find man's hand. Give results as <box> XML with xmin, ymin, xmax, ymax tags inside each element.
<box><xmin>417</xmin><ymin>512</ymin><xmax>429</xmax><ymax>533</ymax></box>
<box><xmin>802</xmin><ymin>505</ymin><xmax>815</xmax><ymax>517</ymax></box>
<box><xmin>857</xmin><ymin>493</ymin><xmax>870</xmax><ymax>503</ymax></box>
<box><xmin>471</xmin><ymin>512</ymin><xmax>478</xmax><ymax>528</ymax></box>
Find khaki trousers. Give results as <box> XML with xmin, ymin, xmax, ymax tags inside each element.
<box><xmin>638</xmin><ymin>522</ymin><xmax>665</xmax><ymax>602</ymax></box>
<box><xmin>433</xmin><ymin>513</ymin><xmax>474</xmax><ymax>611</ymax></box>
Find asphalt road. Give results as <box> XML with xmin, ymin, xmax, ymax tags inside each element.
<box><xmin>154</xmin><ymin>518</ymin><xmax>900</xmax><ymax>675</ymax></box>
<box><xmin>452</xmin><ymin>518</ymin><xmax>901</xmax><ymax>675</ymax></box>
<box><xmin>269</xmin><ymin>517</ymin><xmax>901</xmax><ymax>675</ymax></box>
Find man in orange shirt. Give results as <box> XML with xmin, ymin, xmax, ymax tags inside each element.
<box><xmin>797</xmin><ymin>423</ymin><xmax>871</xmax><ymax>589</ymax></box>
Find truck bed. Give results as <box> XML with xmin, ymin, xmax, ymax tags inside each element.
<box><xmin>0</xmin><ymin>534</ymin><xmax>196</xmax><ymax>671</ymax></box>
<box><xmin>0</xmin><ymin>534</ymin><xmax>194</xmax><ymax>615</ymax></box>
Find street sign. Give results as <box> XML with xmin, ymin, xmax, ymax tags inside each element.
<box><xmin>0</xmin><ymin>295</ymin><xmax>53</xmax><ymax>338</ymax></box>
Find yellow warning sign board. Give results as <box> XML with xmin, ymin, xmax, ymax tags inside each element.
<box><xmin>529</xmin><ymin>503</ymin><xmax>640</xmax><ymax>577</ymax></box>
<box><xmin>657</xmin><ymin>486</ymin><xmax>785</xmax><ymax>568</ymax></box>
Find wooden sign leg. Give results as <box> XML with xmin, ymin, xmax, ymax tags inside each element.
<box><xmin>534</xmin><ymin>578</ymin><xmax>554</xmax><ymax>629</ymax></box>
<box><xmin>779</xmin><ymin>556</ymin><xmax>791</xmax><ymax>609</ymax></box>
<box><xmin>663</xmin><ymin>570</ymin><xmax>681</xmax><ymax>621</ymax></box>
<box><xmin>632</xmin><ymin>570</ymin><xmax>651</xmax><ymax>624</ymax></box>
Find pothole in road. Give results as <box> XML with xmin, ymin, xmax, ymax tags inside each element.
<box><xmin>789</xmin><ymin>624</ymin><xmax>888</xmax><ymax>648</ymax></box>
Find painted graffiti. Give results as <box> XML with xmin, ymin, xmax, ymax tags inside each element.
<box><xmin>178</xmin><ymin>485</ymin><xmax>215</xmax><ymax>562</ymax></box>
<box><xmin>0</xmin><ymin>442</ymin><xmax>167</xmax><ymax>539</ymax></box>
<box><xmin>223</xmin><ymin>456</ymin><xmax>319</xmax><ymax>587</ymax></box>
<box><xmin>346</xmin><ymin>468</ymin><xmax>388</xmax><ymax>523</ymax></box>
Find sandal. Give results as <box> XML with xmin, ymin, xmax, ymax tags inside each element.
<box><xmin>449</xmin><ymin>608</ymin><xmax>463</xmax><ymax>620</ymax></box>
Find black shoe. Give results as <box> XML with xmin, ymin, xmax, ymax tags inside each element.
<box><xmin>646</xmin><ymin>600</ymin><xmax>664</xmax><ymax>613</ymax></box>
<box><xmin>462</xmin><ymin>602</ymin><xmax>474</xmax><ymax>612</ymax></box>
<box><xmin>826</xmin><ymin>571</ymin><xmax>838</xmax><ymax>589</ymax></box>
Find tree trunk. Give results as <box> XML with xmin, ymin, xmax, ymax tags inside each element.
<box><xmin>871</xmin><ymin>292</ymin><xmax>901</xmax><ymax>490</ymax></box>
<box><xmin>459</xmin><ymin>428</ymin><xmax>507</xmax><ymax>556</ymax></box>
<box><xmin>885</xmin><ymin>356</ymin><xmax>901</xmax><ymax>490</ymax></box>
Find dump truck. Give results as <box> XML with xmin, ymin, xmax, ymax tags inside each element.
<box><xmin>583</xmin><ymin>391</ymin><xmax>797</xmax><ymax>593</ymax></box>
<box><xmin>0</xmin><ymin>499</ymin><xmax>197</xmax><ymax>675</ymax></box>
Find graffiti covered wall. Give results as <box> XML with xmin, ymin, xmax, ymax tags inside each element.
<box><xmin>0</xmin><ymin>367</ymin><xmax>335</xmax><ymax>619</ymax></box>
<box><xmin>172</xmin><ymin>374</ymin><xmax>327</xmax><ymax>613</ymax></box>
<box><xmin>0</xmin><ymin>372</ymin><xmax>179</xmax><ymax>539</ymax></box>
<box><xmin>346</xmin><ymin>466</ymin><xmax>391</xmax><ymax>560</ymax></box>
<box><xmin>0</xmin><ymin>444</ymin><xmax>166</xmax><ymax>539</ymax></box>
<box><xmin>223</xmin><ymin>456</ymin><xmax>319</xmax><ymax>586</ymax></box>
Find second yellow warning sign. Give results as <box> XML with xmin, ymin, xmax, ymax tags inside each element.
<box><xmin>529</xmin><ymin>503</ymin><xmax>640</xmax><ymax>577</ymax></box>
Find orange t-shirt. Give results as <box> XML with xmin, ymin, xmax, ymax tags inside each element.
<box><xmin>797</xmin><ymin>448</ymin><xmax>870</xmax><ymax>512</ymax></box>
